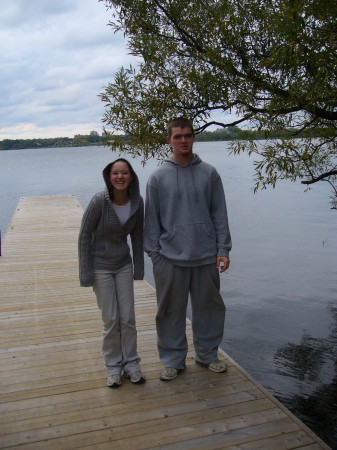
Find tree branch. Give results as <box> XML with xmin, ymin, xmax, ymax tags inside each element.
<box><xmin>196</xmin><ymin>115</ymin><xmax>254</xmax><ymax>133</ymax></box>
<box><xmin>301</xmin><ymin>170</ymin><xmax>337</xmax><ymax>185</ymax></box>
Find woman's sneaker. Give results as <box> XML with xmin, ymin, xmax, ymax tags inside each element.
<box><xmin>107</xmin><ymin>374</ymin><xmax>122</xmax><ymax>388</ymax></box>
<box><xmin>125</xmin><ymin>371</ymin><xmax>146</xmax><ymax>384</ymax></box>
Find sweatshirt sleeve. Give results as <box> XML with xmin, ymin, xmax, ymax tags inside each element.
<box><xmin>144</xmin><ymin>175</ymin><xmax>162</xmax><ymax>259</ymax></box>
<box><xmin>78</xmin><ymin>195</ymin><xmax>101</xmax><ymax>287</ymax></box>
<box><xmin>210</xmin><ymin>171</ymin><xmax>232</xmax><ymax>257</ymax></box>
<box><xmin>130</xmin><ymin>196</ymin><xmax>144</xmax><ymax>280</ymax></box>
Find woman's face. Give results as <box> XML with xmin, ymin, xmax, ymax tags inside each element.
<box><xmin>109</xmin><ymin>161</ymin><xmax>133</xmax><ymax>193</ymax></box>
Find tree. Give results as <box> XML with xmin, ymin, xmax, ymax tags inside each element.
<box><xmin>88</xmin><ymin>130</ymin><xmax>100</xmax><ymax>143</ymax></box>
<box><xmin>99</xmin><ymin>0</ymin><xmax>337</xmax><ymax>208</ymax></box>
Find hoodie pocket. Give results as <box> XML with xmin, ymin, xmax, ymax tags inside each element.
<box><xmin>161</xmin><ymin>222</ymin><xmax>216</xmax><ymax>259</ymax></box>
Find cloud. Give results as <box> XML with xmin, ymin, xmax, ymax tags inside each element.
<box><xmin>0</xmin><ymin>0</ymin><xmax>135</xmax><ymax>139</ymax></box>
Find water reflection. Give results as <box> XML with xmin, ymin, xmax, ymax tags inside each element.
<box><xmin>274</xmin><ymin>305</ymin><xmax>337</xmax><ymax>448</ymax></box>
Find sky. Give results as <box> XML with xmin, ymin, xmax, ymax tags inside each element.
<box><xmin>0</xmin><ymin>0</ymin><xmax>136</xmax><ymax>140</ymax></box>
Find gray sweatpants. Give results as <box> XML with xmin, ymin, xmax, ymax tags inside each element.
<box><xmin>93</xmin><ymin>264</ymin><xmax>141</xmax><ymax>376</ymax></box>
<box><xmin>152</xmin><ymin>255</ymin><xmax>226</xmax><ymax>369</ymax></box>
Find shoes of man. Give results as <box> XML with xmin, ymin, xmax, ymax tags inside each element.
<box><xmin>125</xmin><ymin>371</ymin><xmax>146</xmax><ymax>384</ymax></box>
<box><xmin>208</xmin><ymin>360</ymin><xmax>228</xmax><ymax>373</ymax></box>
<box><xmin>160</xmin><ymin>367</ymin><xmax>178</xmax><ymax>381</ymax></box>
<box><xmin>107</xmin><ymin>374</ymin><xmax>122</xmax><ymax>388</ymax></box>
<box><xmin>196</xmin><ymin>359</ymin><xmax>228</xmax><ymax>373</ymax></box>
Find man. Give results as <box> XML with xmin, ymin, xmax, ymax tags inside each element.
<box><xmin>144</xmin><ymin>117</ymin><xmax>231</xmax><ymax>381</ymax></box>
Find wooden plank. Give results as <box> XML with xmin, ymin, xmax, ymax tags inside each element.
<box><xmin>0</xmin><ymin>195</ymin><xmax>330</xmax><ymax>450</ymax></box>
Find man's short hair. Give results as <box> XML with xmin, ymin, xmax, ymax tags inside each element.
<box><xmin>167</xmin><ymin>117</ymin><xmax>194</xmax><ymax>137</ymax></box>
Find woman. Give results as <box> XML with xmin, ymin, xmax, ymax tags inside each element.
<box><xmin>78</xmin><ymin>158</ymin><xmax>145</xmax><ymax>388</ymax></box>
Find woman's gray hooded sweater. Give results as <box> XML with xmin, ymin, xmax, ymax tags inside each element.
<box><xmin>78</xmin><ymin>161</ymin><xmax>144</xmax><ymax>287</ymax></box>
<box><xmin>144</xmin><ymin>154</ymin><xmax>231</xmax><ymax>267</ymax></box>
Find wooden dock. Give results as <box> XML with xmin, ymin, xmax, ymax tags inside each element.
<box><xmin>0</xmin><ymin>195</ymin><xmax>330</xmax><ymax>449</ymax></box>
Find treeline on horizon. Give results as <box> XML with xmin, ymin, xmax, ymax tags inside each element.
<box><xmin>0</xmin><ymin>126</ymin><xmax>321</xmax><ymax>151</ymax></box>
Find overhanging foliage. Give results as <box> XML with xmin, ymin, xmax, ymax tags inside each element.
<box><xmin>99</xmin><ymin>0</ymin><xmax>337</xmax><ymax>208</ymax></box>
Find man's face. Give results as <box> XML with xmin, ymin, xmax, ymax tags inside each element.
<box><xmin>167</xmin><ymin>126</ymin><xmax>195</xmax><ymax>158</ymax></box>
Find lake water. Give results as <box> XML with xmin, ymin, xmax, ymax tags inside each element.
<box><xmin>1</xmin><ymin>143</ymin><xmax>336</xmax><ymax>448</ymax></box>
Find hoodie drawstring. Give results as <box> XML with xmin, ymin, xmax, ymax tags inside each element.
<box><xmin>174</xmin><ymin>162</ymin><xmax>199</xmax><ymax>202</ymax></box>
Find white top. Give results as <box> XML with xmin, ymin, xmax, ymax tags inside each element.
<box><xmin>112</xmin><ymin>201</ymin><xmax>131</xmax><ymax>225</ymax></box>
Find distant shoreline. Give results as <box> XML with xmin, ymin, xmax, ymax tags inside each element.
<box><xmin>0</xmin><ymin>126</ymin><xmax>317</xmax><ymax>151</ymax></box>
<box><xmin>0</xmin><ymin>143</ymin><xmax>103</xmax><ymax>151</ymax></box>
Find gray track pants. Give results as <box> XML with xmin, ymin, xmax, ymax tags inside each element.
<box><xmin>93</xmin><ymin>264</ymin><xmax>141</xmax><ymax>376</ymax></box>
<box><xmin>152</xmin><ymin>255</ymin><xmax>226</xmax><ymax>369</ymax></box>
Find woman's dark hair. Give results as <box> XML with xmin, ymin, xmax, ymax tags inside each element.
<box><xmin>104</xmin><ymin>158</ymin><xmax>136</xmax><ymax>200</ymax></box>
<box><xmin>111</xmin><ymin>158</ymin><xmax>136</xmax><ymax>179</ymax></box>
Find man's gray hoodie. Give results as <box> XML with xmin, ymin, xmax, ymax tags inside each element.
<box><xmin>144</xmin><ymin>154</ymin><xmax>231</xmax><ymax>267</ymax></box>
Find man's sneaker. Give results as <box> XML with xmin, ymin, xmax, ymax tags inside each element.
<box><xmin>107</xmin><ymin>374</ymin><xmax>122</xmax><ymax>388</ymax></box>
<box><xmin>207</xmin><ymin>360</ymin><xmax>228</xmax><ymax>373</ymax></box>
<box><xmin>125</xmin><ymin>371</ymin><xmax>146</xmax><ymax>384</ymax></box>
<box><xmin>196</xmin><ymin>359</ymin><xmax>228</xmax><ymax>373</ymax></box>
<box><xmin>160</xmin><ymin>367</ymin><xmax>178</xmax><ymax>381</ymax></box>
